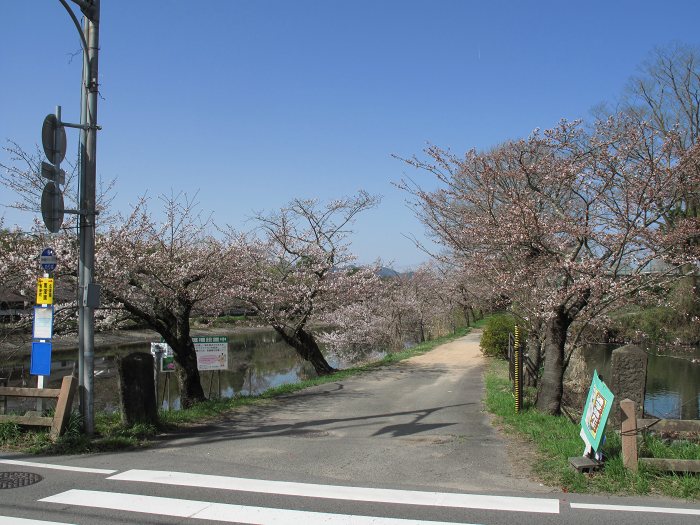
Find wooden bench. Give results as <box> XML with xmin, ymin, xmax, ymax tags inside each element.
<box><xmin>0</xmin><ymin>376</ymin><xmax>77</xmax><ymax>439</ymax></box>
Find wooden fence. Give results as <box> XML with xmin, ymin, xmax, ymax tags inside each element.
<box><xmin>0</xmin><ymin>375</ymin><xmax>77</xmax><ymax>439</ymax></box>
<box><xmin>620</xmin><ymin>398</ymin><xmax>700</xmax><ymax>473</ymax></box>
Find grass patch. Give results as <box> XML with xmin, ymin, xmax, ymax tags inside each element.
<box><xmin>485</xmin><ymin>358</ymin><xmax>700</xmax><ymax>500</ymax></box>
<box><xmin>2</xmin><ymin>326</ymin><xmax>477</xmax><ymax>454</ymax></box>
<box><xmin>0</xmin><ymin>411</ymin><xmax>159</xmax><ymax>455</ymax></box>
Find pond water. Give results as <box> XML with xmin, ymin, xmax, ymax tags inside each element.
<box><xmin>1</xmin><ymin>329</ymin><xmax>379</xmax><ymax>414</ymax></box>
<box><xmin>584</xmin><ymin>344</ymin><xmax>700</xmax><ymax>420</ymax></box>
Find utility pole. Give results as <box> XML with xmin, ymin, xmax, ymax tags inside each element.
<box><xmin>51</xmin><ymin>0</ymin><xmax>99</xmax><ymax>434</ymax></box>
<box><xmin>79</xmin><ymin>0</ymin><xmax>100</xmax><ymax>435</ymax></box>
<box><xmin>56</xmin><ymin>0</ymin><xmax>100</xmax><ymax>435</ymax></box>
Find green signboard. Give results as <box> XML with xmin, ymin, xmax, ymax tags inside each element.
<box><xmin>579</xmin><ymin>370</ymin><xmax>614</xmax><ymax>454</ymax></box>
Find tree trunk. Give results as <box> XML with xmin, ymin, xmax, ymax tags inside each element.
<box><xmin>535</xmin><ymin>311</ymin><xmax>569</xmax><ymax>415</ymax></box>
<box><xmin>277</xmin><ymin>326</ymin><xmax>336</xmax><ymax>376</ymax></box>
<box><xmin>170</xmin><ymin>337</ymin><xmax>206</xmax><ymax>408</ymax></box>
<box><xmin>119</xmin><ymin>297</ymin><xmax>207</xmax><ymax>409</ymax></box>
<box><xmin>462</xmin><ymin>306</ymin><xmax>471</xmax><ymax>327</ymax></box>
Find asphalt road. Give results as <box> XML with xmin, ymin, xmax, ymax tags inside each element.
<box><xmin>142</xmin><ymin>329</ymin><xmax>544</xmax><ymax>493</ymax></box>
<box><xmin>1</xmin><ymin>330</ymin><xmax>698</xmax><ymax>524</ymax></box>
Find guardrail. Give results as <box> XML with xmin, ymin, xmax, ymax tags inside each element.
<box><xmin>620</xmin><ymin>398</ymin><xmax>700</xmax><ymax>473</ymax></box>
<box><xmin>0</xmin><ymin>375</ymin><xmax>77</xmax><ymax>439</ymax></box>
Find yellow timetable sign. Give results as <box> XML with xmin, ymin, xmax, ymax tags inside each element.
<box><xmin>36</xmin><ymin>277</ymin><xmax>54</xmax><ymax>305</ymax></box>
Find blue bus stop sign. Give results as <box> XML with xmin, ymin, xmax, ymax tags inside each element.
<box><xmin>40</xmin><ymin>247</ymin><xmax>57</xmax><ymax>272</ymax></box>
<box><xmin>31</xmin><ymin>341</ymin><xmax>52</xmax><ymax>376</ymax></box>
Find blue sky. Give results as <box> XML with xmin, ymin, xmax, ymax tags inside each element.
<box><xmin>2</xmin><ymin>0</ymin><xmax>699</xmax><ymax>269</ymax></box>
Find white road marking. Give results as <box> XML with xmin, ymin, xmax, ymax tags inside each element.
<box><xmin>0</xmin><ymin>517</ymin><xmax>76</xmax><ymax>525</ymax></box>
<box><xmin>571</xmin><ymin>502</ymin><xmax>700</xmax><ymax>516</ymax></box>
<box><xmin>0</xmin><ymin>459</ymin><xmax>116</xmax><ymax>475</ymax></box>
<box><xmin>108</xmin><ymin>469</ymin><xmax>559</xmax><ymax>514</ymax></box>
<box><xmin>40</xmin><ymin>489</ymin><xmax>482</xmax><ymax>525</ymax></box>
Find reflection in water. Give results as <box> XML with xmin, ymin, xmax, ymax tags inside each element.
<box><xmin>157</xmin><ymin>332</ymin><xmax>320</xmax><ymax>411</ymax></box>
<box><xmin>584</xmin><ymin>344</ymin><xmax>700</xmax><ymax>420</ymax></box>
<box><xmin>1</xmin><ymin>329</ymin><xmax>360</xmax><ymax>414</ymax></box>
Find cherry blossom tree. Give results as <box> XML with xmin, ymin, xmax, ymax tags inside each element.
<box><xmin>0</xmin><ymin>221</ymin><xmax>78</xmax><ymax>353</ymax></box>
<box><xmin>0</xmin><ymin>224</ymin><xmax>38</xmax><ymax>351</ymax></box>
<box><xmin>0</xmin><ymin>141</ymin><xmax>115</xmax><ymax>223</ymax></box>
<box><xmin>320</xmin><ymin>271</ymin><xmax>410</xmax><ymax>354</ymax></box>
<box><xmin>97</xmin><ymin>193</ymin><xmax>228</xmax><ymax>407</ymax></box>
<box><xmin>320</xmin><ymin>263</ymin><xmax>463</xmax><ymax>354</ymax></box>
<box><xmin>317</xmin><ymin>281</ymin><xmax>390</xmax><ymax>358</ymax></box>
<box><xmin>226</xmin><ymin>192</ymin><xmax>380</xmax><ymax>375</ymax></box>
<box><xmin>597</xmin><ymin>45</ymin><xmax>700</xmax><ymax>333</ymax></box>
<box><xmin>433</xmin><ymin>262</ymin><xmax>495</xmax><ymax>329</ymax></box>
<box><xmin>391</xmin><ymin>264</ymin><xmax>453</xmax><ymax>343</ymax></box>
<box><xmin>400</xmin><ymin>117</ymin><xmax>699</xmax><ymax>414</ymax></box>
<box><xmin>1</xmin><ymin>143</ymin><xmax>223</xmax><ymax>406</ymax></box>
<box><xmin>601</xmin><ymin>44</ymin><xmax>700</xmax><ymax>157</ymax></box>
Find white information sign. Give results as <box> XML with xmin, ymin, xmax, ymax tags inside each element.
<box><xmin>193</xmin><ymin>336</ymin><xmax>229</xmax><ymax>371</ymax></box>
<box><xmin>32</xmin><ymin>306</ymin><xmax>54</xmax><ymax>340</ymax></box>
<box><xmin>153</xmin><ymin>336</ymin><xmax>229</xmax><ymax>372</ymax></box>
<box><xmin>151</xmin><ymin>336</ymin><xmax>228</xmax><ymax>372</ymax></box>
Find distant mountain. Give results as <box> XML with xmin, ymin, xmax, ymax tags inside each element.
<box><xmin>377</xmin><ymin>267</ymin><xmax>400</xmax><ymax>278</ymax></box>
<box><xmin>332</xmin><ymin>265</ymin><xmax>403</xmax><ymax>278</ymax></box>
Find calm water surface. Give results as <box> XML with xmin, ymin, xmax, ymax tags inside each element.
<box><xmin>2</xmin><ymin>329</ymin><xmax>377</xmax><ymax>413</ymax></box>
<box><xmin>584</xmin><ymin>344</ymin><xmax>700</xmax><ymax>420</ymax></box>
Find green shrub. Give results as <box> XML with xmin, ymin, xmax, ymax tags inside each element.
<box><xmin>0</xmin><ymin>422</ymin><xmax>21</xmax><ymax>444</ymax></box>
<box><xmin>612</xmin><ymin>306</ymin><xmax>675</xmax><ymax>344</ymax></box>
<box><xmin>608</xmin><ymin>277</ymin><xmax>700</xmax><ymax>345</ymax></box>
<box><xmin>480</xmin><ymin>314</ymin><xmax>518</xmax><ymax>359</ymax></box>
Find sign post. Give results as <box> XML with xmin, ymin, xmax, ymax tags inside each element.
<box><xmin>569</xmin><ymin>370</ymin><xmax>615</xmax><ymax>472</ymax></box>
<box><xmin>40</xmin><ymin>247</ymin><xmax>57</xmax><ymax>272</ymax></box>
<box><xmin>192</xmin><ymin>336</ymin><xmax>229</xmax><ymax>371</ymax></box>
<box><xmin>32</xmin><ymin>249</ymin><xmax>58</xmax><ymax>413</ymax></box>
<box><xmin>35</xmin><ymin>278</ymin><xmax>54</xmax><ymax>306</ymax></box>
<box><xmin>30</xmin><ymin>342</ymin><xmax>53</xmax><ymax>377</ymax></box>
<box><xmin>32</xmin><ymin>306</ymin><xmax>54</xmax><ymax>340</ymax></box>
<box><xmin>152</xmin><ymin>337</ymin><xmax>229</xmax><ymax>407</ymax></box>
<box><xmin>41</xmin><ymin>0</ymin><xmax>101</xmax><ymax>435</ymax></box>
<box><xmin>40</xmin><ymin>109</ymin><xmax>67</xmax><ymax>234</ymax></box>
<box><xmin>579</xmin><ymin>370</ymin><xmax>614</xmax><ymax>458</ymax></box>
<box><xmin>153</xmin><ymin>337</ymin><xmax>230</xmax><ymax>372</ymax></box>
<box><xmin>513</xmin><ymin>325</ymin><xmax>523</xmax><ymax>413</ymax></box>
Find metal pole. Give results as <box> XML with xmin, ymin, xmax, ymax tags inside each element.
<box><xmin>154</xmin><ymin>348</ymin><xmax>162</xmax><ymax>409</ymax></box>
<box><xmin>514</xmin><ymin>325</ymin><xmax>522</xmax><ymax>413</ymax></box>
<box><xmin>78</xmin><ymin>1</ymin><xmax>99</xmax><ymax>435</ymax></box>
<box><xmin>77</xmin><ymin>14</ymin><xmax>87</xmax><ymax>422</ymax></box>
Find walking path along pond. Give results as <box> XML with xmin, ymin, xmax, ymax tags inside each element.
<box><xmin>1</xmin><ymin>328</ymin><xmax>698</xmax><ymax>419</ymax></box>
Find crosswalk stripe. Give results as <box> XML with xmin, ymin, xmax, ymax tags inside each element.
<box><xmin>108</xmin><ymin>469</ymin><xmax>559</xmax><ymax>514</ymax></box>
<box><xmin>40</xmin><ymin>489</ymin><xmax>482</xmax><ymax>525</ymax></box>
<box><xmin>0</xmin><ymin>459</ymin><xmax>116</xmax><ymax>475</ymax></box>
<box><xmin>571</xmin><ymin>502</ymin><xmax>700</xmax><ymax>516</ymax></box>
<box><xmin>0</xmin><ymin>517</ymin><xmax>76</xmax><ymax>525</ymax></box>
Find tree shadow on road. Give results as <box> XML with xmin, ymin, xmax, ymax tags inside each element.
<box><xmin>151</xmin><ymin>381</ymin><xmax>476</xmax><ymax>449</ymax></box>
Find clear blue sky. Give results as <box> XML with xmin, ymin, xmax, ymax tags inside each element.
<box><xmin>2</xmin><ymin>0</ymin><xmax>699</xmax><ymax>269</ymax></box>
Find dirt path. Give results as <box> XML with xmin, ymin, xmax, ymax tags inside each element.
<box><xmin>407</xmin><ymin>330</ymin><xmax>484</xmax><ymax>368</ymax></box>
